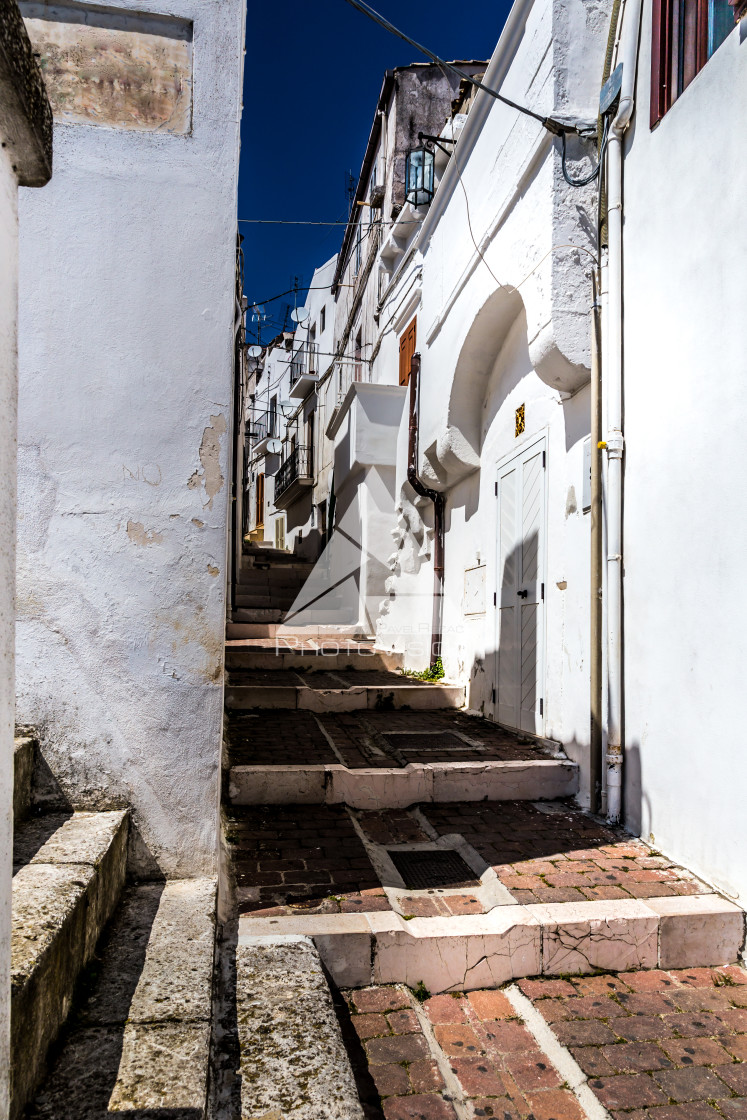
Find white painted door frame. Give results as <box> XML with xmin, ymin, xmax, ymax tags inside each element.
<box><xmin>492</xmin><ymin>432</ymin><xmax>548</xmax><ymax>735</ymax></box>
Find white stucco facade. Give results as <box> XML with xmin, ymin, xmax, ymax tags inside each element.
<box><xmin>15</xmin><ymin>0</ymin><xmax>245</xmax><ymax>877</ymax></box>
<box><xmin>619</xmin><ymin>11</ymin><xmax>747</xmax><ymax>900</ymax></box>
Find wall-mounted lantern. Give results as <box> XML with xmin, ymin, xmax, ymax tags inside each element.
<box><xmin>405</xmin><ymin>144</ymin><xmax>434</xmax><ymax>207</ymax></box>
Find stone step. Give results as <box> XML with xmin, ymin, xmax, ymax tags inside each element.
<box><xmin>237</xmin><ymin>563</ymin><xmax>314</xmax><ymax>581</ymax></box>
<box><xmin>228</xmin><ymin>759</ymin><xmax>580</xmax><ymax>807</ymax></box>
<box><xmin>225</xmin><ymin>680</ymin><xmax>466</xmax><ymax>712</ymax></box>
<box><xmin>13</xmin><ymin>733</ymin><xmax>35</xmax><ymax>824</ymax></box>
<box><xmin>231</xmin><ymin>608</ymin><xmax>287</xmax><ymax>624</ymax></box>
<box><xmin>11</xmin><ymin>809</ymin><xmax>129</xmax><ymax>1119</ymax></box>
<box><xmin>239</xmin><ymin>893</ymin><xmax>744</xmax><ymax>995</ymax></box>
<box><xmin>226</xmin><ymin>622</ymin><xmax>375</xmax><ymax>639</ymax></box>
<box><xmin>235</xmin><ymin>935</ymin><xmax>364</xmax><ymax>1119</ymax></box>
<box><xmin>225</xmin><ymin>645</ymin><xmax>404</xmax><ymax>671</ymax></box>
<box><xmin>234</xmin><ymin>593</ymin><xmax>300</xmax><ymax>607</ymax></box>
<box><xmin>24</xmin><ymin>878</ymin><xmax>217</xmax><ymax>1119</ymax></box>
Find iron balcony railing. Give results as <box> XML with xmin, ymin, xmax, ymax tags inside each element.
<box><xmin>249</xmin><ymin>409</ymin><xmax>279</xmax><ymax>445</ymax></box>
<box><xmin>289</xmin><ymin>342</ymin><xmax>319</xmax><ymax>385</ymax></box>
<box><xmin>275</xmin><ymin>445</ymin><xmax>313</xmax><ymax>499</ymax></box>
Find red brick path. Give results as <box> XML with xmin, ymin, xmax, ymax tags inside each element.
<box><xmin>422</xmin><ymin>803</ymin><xmax>707</xmax><ymax>903</ymax></box>
<box><xmin>521</xmin><ymin>966</ymin><xmax>747</xmax><ymax>1120</ymax></box>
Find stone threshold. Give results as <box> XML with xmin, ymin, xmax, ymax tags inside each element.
<box><xmin>238</xmin><ymin>895</ymin><xmax>745</xmax><ymax>994</ymax></box>
<box><xmin>225</xmin><ymin>681</ymin><xmax>466</xmax><ymax>712</ymax></box>
<box><xmin>225</xmin><ymin>648</ymin><xmax>406</xmax><ymax>671</ymax></box>
<box><xmin>228</xmin><ymin>759</ymin><xmax>579</xmax><ymax>807</ymax></box>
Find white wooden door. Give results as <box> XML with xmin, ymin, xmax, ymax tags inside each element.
<box><xmin>495</xmin><ymin>437</ymin><xmax>546</xmax><ymax>734</ymax></box>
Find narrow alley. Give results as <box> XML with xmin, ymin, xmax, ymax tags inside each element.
<box><xmin>2</xmin><ymin>0</ymin><xmax>746</xmax><ymax>1113</ymax></box>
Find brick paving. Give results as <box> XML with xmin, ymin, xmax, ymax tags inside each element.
<box><xmin>344</xmin><ymin>983</ymin><xmax>589</xmax><ymax>1120</ymax></box>
<box><xmin>421</xmin><ymin>802</ymin><xmax>708</xmax><ymax>903</ymax></box>
<box><xmin>225</xmin><ymin>799</ymin><xmax>710</xmax><ymax>918</ymax></box>
<box><xmin>225</xmin><ymin>804</ymin><xmax>392</xmax><ymax>915</ymax></box>
<box><xmin>226</xmin><ymin>709</ymin><xmax>544</xmax><ymax>769</ymax></box>
<box><xmin>521</xmin><ymin>967</ymin><xmax>747</xmax><ymax>1120</ymax></box>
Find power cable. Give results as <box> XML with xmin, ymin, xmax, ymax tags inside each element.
<box><xmin>340</xmin><ymin>0</ymin><xmax>573</xmax><ymax>135</ymax></box>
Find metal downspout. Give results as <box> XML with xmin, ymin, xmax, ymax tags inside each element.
<box><xmin>591</xmin><ymin>0</ymin><xmax>621</xmax><ymax>815</ymax></box>
<box><xmin>408</xmin><ymin>353</ymin><xmax>445</xmax><ymax>667</ymax></box>
<box><xmin>605</xmin><ymin>0</ymin><xmax>644</xmax><ymax>824</ymax></box>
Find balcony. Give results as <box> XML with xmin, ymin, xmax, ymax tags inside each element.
<box><xmin>249</xmin><ymin>410</ymin><xmax>281</xmax><ymax>454</ymax></box>
<box><xmin>274</xmin><ymin>444</ymin><xmax>313</xmax><ymax>509</ymax></box>
<box><xmin>289</xmin><ymin>342</ymin><xmax>320</xmax><ymax>400</ymax></box>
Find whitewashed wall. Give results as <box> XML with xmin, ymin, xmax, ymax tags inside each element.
<box><xmin>621</xmin><ymin>11</ymin><xmax>747</xmax><ymax>900</ymax></box>
<box><xmin>376</xmin><ymin>0</ymin><xmax>609</xmax><ymax>805</ymax></box>
<box><xmin>15</xmin><ymin>0</ymin><xmax>245</xmax><ymax>877</ymax></box>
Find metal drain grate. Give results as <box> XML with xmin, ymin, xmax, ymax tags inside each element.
<box><xmin>388</xmin><ymin>848</ymin><xmax>480</xmax><ymax>890</ymax></box>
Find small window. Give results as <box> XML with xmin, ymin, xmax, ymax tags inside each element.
<box><xmin>398</xmin><ymin>316</ymin><xmax>417</xmax><ymax>387</ymax></box>
<box><xmin>651</xmin><ymin>0</ymin><xmax>736</xmax><ymax>125</ymax></box>
<box><xmin>320</xmin><ymin>305</ymin><xmax>326</xmax><ymax>333</ymax></box>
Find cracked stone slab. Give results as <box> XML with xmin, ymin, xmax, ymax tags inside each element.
<box><xmin>529</xmin><ymin>898</ymin><xmax>660</xmax><ymax>975</ymax></box>
<box><xmin>373</xmin><ymin>908</ymin><xmax>542</xmax><ymax>994</ymax></box>
<box><xmin>644</xmin><ymin>893</ymin><xmax>745</xmax><ymax>968</ymax></box>
<box><xmin>236</xmin><ymin>935</ymin><xmax>365</xmax><ymax>1119</ymax></box>
<box><xmin>108</xmin><ymin>1021</ymin><xmax>211</xmax><ymax>1112</ymax></box>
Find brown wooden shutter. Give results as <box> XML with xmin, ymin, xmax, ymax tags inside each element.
<box><xmin>398</xmin><ymin>316</ymin><xmax>417</xmax><ymax>386</ymax></box>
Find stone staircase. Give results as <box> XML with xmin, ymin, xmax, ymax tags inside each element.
<box><xmin>10</xmin><ymin>732</ymin><xmax>218</xmax><ymax>1120</ymax></box>
<box><xmin>232</xmin><ymin>543</ymin><xmax>315</xmax><ymax>624</ymax></box>
<box><xmin>216</xmin><ymin>638</ymin><xmax>747</xmax><ymax>1119</ymax></box>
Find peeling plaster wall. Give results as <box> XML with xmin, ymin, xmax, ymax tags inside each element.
<box><xmin>620</xmin><ymin>13</ymin><xmax>747</xmax><ymax>902</ymax></box>
<box><xmin>15</xmin><ymin>0</ymin><xmax>245</xmax><ymax>877</ymax></box>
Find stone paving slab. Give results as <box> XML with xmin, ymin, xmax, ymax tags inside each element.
<box><xmin>25</xmin><ymin>878</ymin><xmax>217</xmax><ymax>1119</ymax></box>
<box><xmin>11</xmin><ymin>810</ymin><xmax>129</xmax><ymax>1119</ymax></box>
<box><xmin>236</xmin><ymin>935</ymin><xmax>365</xmax><ymax>1119</ymax></box>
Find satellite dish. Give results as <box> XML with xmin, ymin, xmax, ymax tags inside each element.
<box><xmin>266</xmin><ymin>439</ymin><xmax>282</xmax><ymax>455</ymax></box>
<box><xmin>291</xmin><ymin>307</ymin><xmax>309</xmax><ymax>324</ymax></box>
<box><xmin>247</xmin><ymin>345</ymin><xmax>263</xmax><ymax>358</ymax></box>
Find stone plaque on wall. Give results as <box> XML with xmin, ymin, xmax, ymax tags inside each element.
<box><xmin>21</xmin><ymin>3</ymin><xmax>192</xmax><ymax>134</ymax></box>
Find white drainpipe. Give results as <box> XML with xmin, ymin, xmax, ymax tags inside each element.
<box><xmin>605</xmin><ymin>0</ymin><xmax>643</xmax><ymax>823</ymax></box>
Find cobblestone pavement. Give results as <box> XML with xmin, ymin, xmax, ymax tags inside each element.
<box><xmin>343</xmin><ymin>969</ymin><xmax>747</xmax><ymax>1120</ymax></box>
<box><xmin>226</xmin><ymin>800</ymin><xmax>708</xmax><ymax>918</ymax></box>
<box><xmin>521</xmin><ymin>965</ymin><xmax>747</xmax><ymax>1120</ymax></box>
<box><xmin>226</xmin><ymin>709</ymin><xmax>548</xmax><ymax>768</ymax></box>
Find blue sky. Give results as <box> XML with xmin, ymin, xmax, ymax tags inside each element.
<box><xmin>238</xmin><ymin>0</ymin><xmax>512</xmax><ymax>338</ymax></box>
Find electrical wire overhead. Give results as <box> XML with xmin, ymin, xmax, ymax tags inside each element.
<box><xmin>340</xmin><ymin>0</ymin><xmax>573</xmax><ymax>135</ymax></box>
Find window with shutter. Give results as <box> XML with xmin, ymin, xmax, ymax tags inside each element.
<box><xmin>651</xmin><ymin>0</ymin><xmax>736</xmax><ymax>126</ymax></box>
<box><xmin>398</xmin><ymin>316</ymin><xmax>417</xmax><ymax>386</ymax></box>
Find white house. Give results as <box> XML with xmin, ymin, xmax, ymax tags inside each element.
<box><xmin>15</xmin><ymin>0</ymin><xmax>246</xmax><ymax>878</ymax></box>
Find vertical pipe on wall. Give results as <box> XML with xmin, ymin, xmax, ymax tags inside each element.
<box><xmin>590</xmin><ymin>274</ymin><xmax>603</xmax><ymax>814</ymax></box>
<box><xmin>408</xmin><ymin>353</ymin><xmax>445</xmax><ymax>667</ymax></box>
<box><xmin>605</xmin><ymin>0</ymin><xmax>644</xmax><ymax>823</ymax></box>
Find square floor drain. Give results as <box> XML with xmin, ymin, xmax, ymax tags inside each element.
<box><xmin>388</xmin><ymin>848</ymin><xmax>480</xmax><ymax>890</ymax></box>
